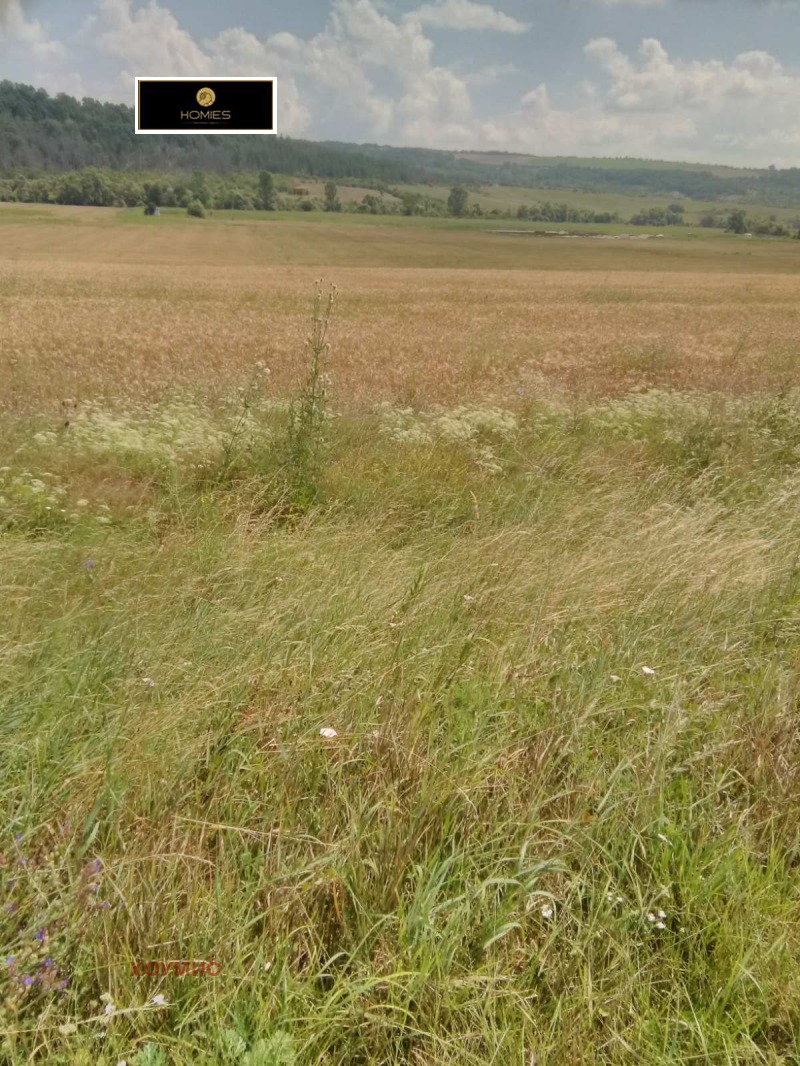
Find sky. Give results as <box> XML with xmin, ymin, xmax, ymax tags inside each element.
<box><xmin>1</xmin><ymin>0</ymin><xmax>799</xmax><ymax>166</ymax></box>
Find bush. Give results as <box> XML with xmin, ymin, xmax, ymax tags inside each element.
<box><xmin>187</xmin><ymin>200</ymin><xmax>205</xmax><ymax>218</ymax></box>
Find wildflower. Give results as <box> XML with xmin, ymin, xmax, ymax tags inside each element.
<box><xmin>141</xmin><ymin>677</ymin><xmax>156</xmax><ymax>688</ymax></box>
<box><xmin>319</xmin><ymin>727</ymin><xmax>338</xmax><ymax>739</ymax></box>
<box><xmin>641</xmin><ymin>666</ymin><xmax>656</xmax><ymax>676</ymax></box>
<box><xmin>657</xmin><ymin>909</ymin><xmax>667</xmax><ymax>920</ymax></box>
<box><xmin>610</xmin><ymin>675</ymin><xmax>622</xmax><ymax>683</ymax></box>
<box><xmin>34</xmin><ymin>929</ymin><xmax>46</xmax><ymax>942</ymax></box>
<box><xmin>463</xmin><ymin>594</ymin><xmax>476</xmax><ymax>604</ymax></box>
<box><xmin>150</xmin><ymin>994</ymin><xmax>168</xmax><ymax>1007</ymax></box>
<box><xmin>654</xmin><ymin>921</ymin><xmax>666</xmax><ymax>930</ymax></box>
<box><xmin>102</xmin><ymin>1002</ymin><xmax>116</xmax><ymax>1016</ymax></box>
<box><xmin>541</xmin><ymin>904</ymin><xmax>554</xmax><ymax>920</ymax></box>
<box><xmin>22</xmin><ymin>975</ymin><xmax>34</xmax><ymax>988</ymax></box>
<box><xmin>84</xmin><ymin>558</ymin><xmax>96</xmax><ymax>571</ymax></box>
<box><xmin>5</xmin><ymin>956</ymin><xmax>15</xmax><ymax>966</ymax></box>
<box><xmin>646</xmin><ymin>913</ymin><xmax>656</xmax><ymax>923</ymax></box>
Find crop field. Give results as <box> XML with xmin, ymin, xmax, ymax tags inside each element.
<box><xmin>3</xmin><ymin>207</ymin><xmax>800</xmax><ymax>1065</ymax></box>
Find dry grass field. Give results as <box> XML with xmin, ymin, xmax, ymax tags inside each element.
<box><xmin>3</xmin><ymin>206</ymin><xmax>800</xmax><ymax>414</ymax></box>
<box><xmin>4</xmin><ymin>206</ymin><xmax>800</xmax><ymax>1066</ymax></box>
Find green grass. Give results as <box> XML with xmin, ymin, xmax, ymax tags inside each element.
<box><xmin>4</xmin><ymin>363</ymin><xmax>800</xmax><ymax>1062</ymax></box>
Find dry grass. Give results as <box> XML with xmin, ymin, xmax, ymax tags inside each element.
<box><xmin>2</xmin><ymin>212</ymin><xmax>800</xmax><ymax>414</ymax></box>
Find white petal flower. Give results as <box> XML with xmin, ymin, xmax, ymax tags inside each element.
<box><xmin>319</xmin><ymin>727</ymin><xmax>338</xmax><ymax>739</ymax></box>
<box><xmin>150</xmin><ymin>994</ymin><xmax>168</xmax><ymax>1006</ymax></box>
<box><xmin>655</xmin><ymin>921</ymin><xmax>666</xmax><ymax>930</ymax></box>
<box><xmin>541</xmin><ymin>904</ymin><xmax>554</xmax><ymax>920</ymax></box>
<box><xmin>103</xmin><ymin>1002</ymin><xmax>116</xmax><ymax>1016</ymax></box>
<box><xmin>641</xmin><ymin>666</ymin><xmax>656</xmax><ymax>676</ymax></box>
<box><xmin>610</xmin><ymin>675</ymin><xmax>622</xmax><ymax>683</ymax></box>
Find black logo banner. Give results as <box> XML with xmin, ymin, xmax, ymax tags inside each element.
<box><xmin>135</xmin><ymin>78</ymin><xmax>276</xmax><ymax>135</ymax></box>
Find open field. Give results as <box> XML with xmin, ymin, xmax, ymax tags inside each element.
<box><xmin>3</xmin><ymin>207</ymin><xmax>800</xmax><ymax>1064</ymax></box>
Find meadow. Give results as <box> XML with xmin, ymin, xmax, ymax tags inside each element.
<box><xmin>2</xmin><ymin>206</ymin><xmax>800</xmax><ymax>1065</ymax></box>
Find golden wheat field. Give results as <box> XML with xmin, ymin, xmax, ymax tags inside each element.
<box><xmin>3</xmin><ymin>206</ymin><xmax>800</xmax><ymax>413</ymax></box>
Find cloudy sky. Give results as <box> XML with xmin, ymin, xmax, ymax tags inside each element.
<box><xmin>1</xmin><ymin>0</ymin><xmax>799</xmax><ymax>165</ymax></box>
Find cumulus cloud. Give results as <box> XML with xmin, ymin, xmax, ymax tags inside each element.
<box><xmin>482</xmin><ymin>37</ymin><xmax>800</xmax><ymax>164</ymax></box>
<box><xmin>0</xmin><ymin>0</ymin><xmax>63</xmax><ymax>59</ymax></box>
<box><xmin>5</xmin><ymin>1</ymin><xmax>800</xmax><ymax>165</ymax></box>
<box><xmin>411</xmin><ymin>0</ymin><xmax>530</xmax><ymax>33</ymax></box>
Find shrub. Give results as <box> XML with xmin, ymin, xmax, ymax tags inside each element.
<box><xmin>187</xmin><ymin>199</ymin><xmax>205</xmax><ymax>218</ymax></box>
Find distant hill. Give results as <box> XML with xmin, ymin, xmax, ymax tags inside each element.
<box><xmin>2</xmin><ymin>80</ymin><xmax>800</xmax><ymax>206</ymax></box>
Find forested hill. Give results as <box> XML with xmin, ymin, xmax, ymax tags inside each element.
<box><xmin>2</xmin><ymin>79</ymin><xmax>800</xmax><ymax>205</ymax></box>
<box><xmin>0</xmin><ymin>81</ymin><xmax>426</xmax><ymax>183</ymax></box>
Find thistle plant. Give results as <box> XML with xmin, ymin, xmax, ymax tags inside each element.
<box><xmin>283</xmin><ymin>280</ymin><xmax>335</xmax><ymax>510</ymax></box>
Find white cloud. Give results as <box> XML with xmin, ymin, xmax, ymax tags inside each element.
<box><xmin>411</xmin><ymin>0</ymin><xmax>530</xmax><ymax>33</ymax></box>
<box><xmin>0</xmin><ymin>0</ymin><xmax>63</xmax><ymax>59</ymax></box>
<box><xmin>475</xmin><ymin>37</ymin><xmax>800</xmax><ymax>165</ymax></box>
<box><xmin>5</xmin><ymin>2</ymin><xmax>800</xmax><ymax>166</ymax></box>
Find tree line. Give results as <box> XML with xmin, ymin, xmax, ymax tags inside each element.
<box><xmin>4</xmin><ymin>80</ymin><xmax>800</xmax><ymax>208</ymax></box>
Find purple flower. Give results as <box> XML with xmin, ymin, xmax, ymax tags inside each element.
<box><xmin>5</xmin><ymin>956</ymin><xmax>15</xmax><ymax>966</ymax></box>
<box><xmin>22</xmin><ymin>975</ymin><xmax>34</xmax><ymax>988</ymax></box>
<box><xmin>14</xmin><ymin>834</ymin><xmax>23</xmax><ymax>842</ymax></box>
<box><xmin>87</xmin><ymin>859</ymin><xmax>102</xmax><ymax>875</ymax></box>
<box><xmin>84</xmin><ymin>559</ymin><xmax>97</xmax><ymax>571</ymax></box>
<box><xmin>34</xmin><ymin>930</ymin><xmax>45</xmax><ymax>942</ymax></box>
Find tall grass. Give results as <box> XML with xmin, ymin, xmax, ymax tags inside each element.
<box><xmin>3</xmin><ymin>326</ymin><xmax>800</xmax><ymax>1062</ymax></box>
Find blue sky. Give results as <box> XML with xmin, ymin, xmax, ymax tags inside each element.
<box><xmin>2</xmin><ymin>0</ymin><xmax>799</xmax><ymax>165</ymax></box>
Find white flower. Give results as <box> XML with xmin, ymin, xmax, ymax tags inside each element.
<box><xmin>655</xmin><ymin>921</ymin><xmax>666</xmax><ymax>930</ymax></box>
<box><xmin>150</xmin><ymin>994</ymin><xmax>168</xmax><ymax>1006</ymax></box>
<box><xmin>541</xmin><ymin>904</ymin><xmax>554</xmax><ymax>920</ymax></box>
<box><xmin>646</xmin><ymin>913</ymin><xmax>656</xmax><ymax>923</ymax></box>
<box><xmin>103</xmin><ymin>1002</ymin><xmax>116</xmax><ymax>1016</ymax></box>
<box><xmin>141</xmin><ymin>677</ymin><xmax>156</xmax><ymax>688</ymax></box>
<box><xmin>264</xmin><ymin>961</ymin><xmax>272</xmax><ymax>972</ymax></box>
<box><xmin>319</xmin><ymin>727</ymin><xmax>338</xmax><ymax>739</ymax></box>
<box><xmin>610</xmin><ymin>675</ymin><xmax>622</xmax><ymax>683</ymax></box>
<box><xmin>657</xmin><ymin>909</ymin><xmax>667</xmax><ymax>920</ymax></box>
<box><xmin>641</xmin><ymin>666</ymin><xmax>656</xmax><ymax>676</ymax></box>
<box><xmin>463</xmin><ymin>595</ymin><xmax>476</xmax><ymax>604</ymax></box>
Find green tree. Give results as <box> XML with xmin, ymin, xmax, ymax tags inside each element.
<box><xmin>324</xmin><ymin>181</ymin><xmax>341</xmax><ymax>212</ymax></box>
<box><xmin>258</xmin><ymin>170</ymin><xmax>277</xmax><ymax>211</ymax></box>
<box><xmin>189</xmin><ymin>171</ymin><xmax>210</xmax><ymax>207</ymax></box>
<box><xmin>726</xmin><ymin>209</ymin><xmax>748</xmax><ymax>234</ymax></box>
<box><xmin>447</xmin><ymin>185</ymin><xmax>468</xmax><ymax>217</ymax></box>
<box><xmin>187</xmin><ymin>199</ymin><xmax>205</xmax><ymax>218</ymax></box>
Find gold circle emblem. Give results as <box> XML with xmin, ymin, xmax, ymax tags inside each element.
<box><xmin>197</xmin><ymin>87</ymin><xmax>216</xmax><ymax>107</ymax></box>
